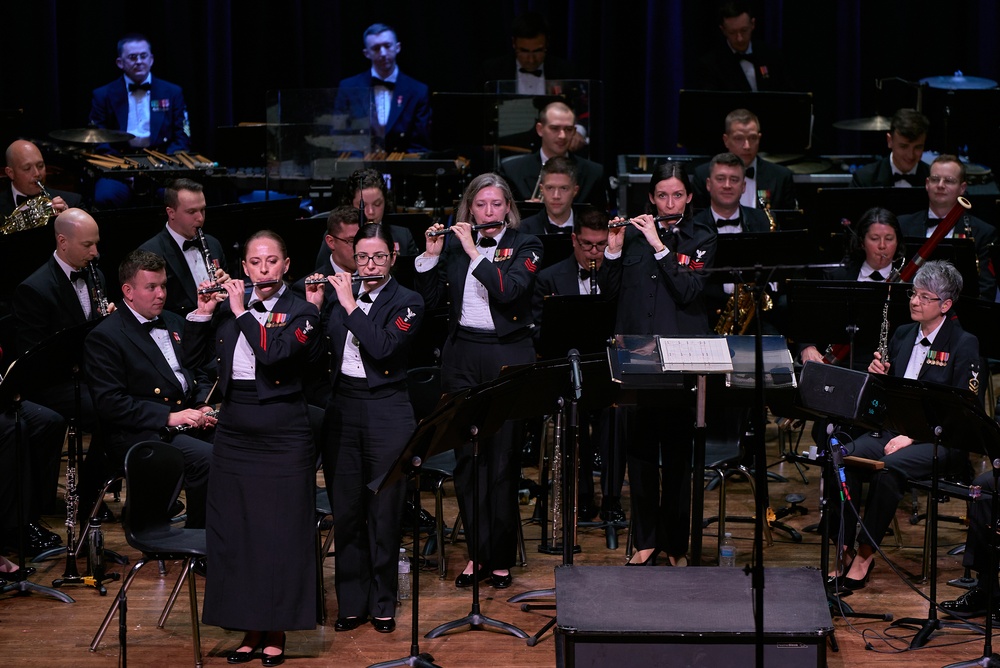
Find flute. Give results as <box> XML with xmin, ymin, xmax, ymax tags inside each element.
<box><xmin>197</xmin><ymin>279</ymin><xmax>281</xmax><ymax>294</ymax></box>
<box><xmin>608</xmin><ymin>213</ymin><xmax>684</xmax><ymax>228</ymax></box>
<box><xmin>427</xmin><ymin>221</ymin><xmax>505</xmax><ymax>237</ymax></box>
<box><xmin>304</xmin><ymin>274</ymin><xmax>387</xmax><ymax>285</ymax></box>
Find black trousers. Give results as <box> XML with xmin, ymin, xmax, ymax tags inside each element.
<box><xmin>577</xmin><ymin>406</ymin><xmax>626</xmax><ymax>503</ymax></box>
<box><xmin>0</xmin><ymin>401</ymin><xmax>66</xmax><ymax>529</ymax></box>
<box><xmin>627</xmin><ymin>401</ymin><xmax>695</xmax><ymax>558</ymax></box>
<box><xmin>440</xmin><ymin>329</ymin><xmax>535</xmax><ymax>570</ymax></box>
<box><xmin>324</xmin><ymin>378</ymin><xmax>411</xmax><ymax>619</ymax></box>
<box><xmin>963</xmin><ymin>471</ymin><xmax>995</xmax><ymax>577</ymax></box>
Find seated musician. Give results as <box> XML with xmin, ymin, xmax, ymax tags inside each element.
<box><xmin>1</xmin><ymin>140</ymin><xmax>81</xmax><ymax>220</ymax></box>
<box><xmin>138</xmin><ymin>179</ymin><xmax>228</xmax><ymax>316</ymax></box>
<box><xmin>301</xmin><ymin>206</ymin><xmax>361</xmax><ymax>310</ymax></box>
<box><xmin>898</xmin><ymin>154</ymin><xmax>997</xmax><ymax>300</ymax></box>
<box><xmin>828</xmin><ymin>260</ymin><xmax>979</xmax><ymax>590</ymax></box>
<box><xmin>499</xmin><ymin>101</ymin><xmax>606</xmax><ymax>208</ymax></box>
<box><xmin>531</xmin><ymin>206</ymin><xmax>625</xmax><ymax>522</ymax></box>
<box><xmin>85</xmin><ymin>250</ymin><xmax>216</xmax><ymax>529</ymax></box>
<box><xmin>333</xmin><ymin>23</ymin><xmax>431</xmax><ymax>153</ymax></box>
<box><xmin>602</xmin><ymin>162</ymin><xmax>717</xmax><ymax>566</ymax></box>
<box><xmin>693</xmin><ymin>151</ymin><xmax>770</xmax><ymax>330</ymax></box>
<box><xmin>850</xmin><ymin>109</ymin><xmax>929</xmax><ymax>188</ymax></box>
<box><xmin>520</xmin><ymin>156</ymin><xmax>579</xmax><ymax>236</ymax></box>
<box><xmin>799</xmin><ymin>207</ymin><xmax>902</xmax><ymax>366</ymax></box>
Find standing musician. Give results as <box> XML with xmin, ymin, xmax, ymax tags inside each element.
<box><xmin>602</xmin><ymin>162</ymin><xmax>717</xmax><ymax>566</ymax></box>
<box><xmin>415</xmin><ymin>173</ymin><xmax>542</xmax><ymax>589</ymax></box>
<box><xmin>305</xmin><ymin>224</ymin><xmax>423</xmax><ymax>634</ymax></box>
<box><xmin>139</xmin><ymin>178</ymin><xmax>228</xmax><ymax>316</ymax></box>
<box><xmin>1</xmin><ymin>140</ymin><xmax>81</xmax><ymax>220</ymax></box>
<box><xmin>85</xmin><ymin>250</ymin><xmax>216</xmax><ymax>529</ymax></box>
<box><xmin>828</xmin><ymin>261</ymin><xmax>980</xmax><ymax>590</ymax></box>
<box><xmin>186</xmin><ymin>231</ymin><xmax>321</xmax><ymax>665</ymax></box>
<box><xmin>898</xmin><ymin>154</ymin><xmax>997</xmax><ymax>300</ymax></box>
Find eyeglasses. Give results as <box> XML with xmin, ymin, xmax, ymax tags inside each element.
<box><xmin>927</xmin><ymin>175</ymin><xmax>961</xmax><ymax>186</ymax></box>
<box><xmin>354</xmin><ymin>252</ymin><xmax>392</xmax><ymax>266</ymax></box>
<box><xmin>907</xmin><ymin>289</ymin><xmax>942</xmax><ymax>304</ymax></box>
<box><xmin>123</xmin><ymin>52</ymin><xmax>151</xmax><ymax>63</ymax></box>
<box><xmin>329</xmin><ymin>235</ymin><xmax>354</xmax><ymax>245</ymax></box>
<box><xmin>576</xmin><ymin>240</ymin><xmax>608</xmax><ymax>252</ymax></box>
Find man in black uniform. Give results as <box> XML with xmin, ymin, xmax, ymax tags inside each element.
<box><xmin>696</xmin><ymin>1</ymin><xmax>791</xmax><ymax>92</ymax></box>
<box><xmin>520</xmin><ymin>156</ymin><xmax>580</xmax><ymax>236</ymax></box>
<box><xmin>1</xmin><ymin>140</ymin><xmax>81</xmax><ymax>220</ymax></box>
<box><xmin>851</xmin><ymin>109</ymin><xmax>930</xmax><ymax>188</ymax></box>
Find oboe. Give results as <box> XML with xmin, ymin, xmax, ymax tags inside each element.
<box><xmin>86</xmin><ymin>260</ymin><xmax>110</xmax><ymax>317</ymax></box>
<box><xmin>426</xmin><ymin>221</ymin><xmax>505</xmax><ymax>237</ymax></box>
<box><xmin>197</xmin><ymin>279</ymin><xmax>281</xmax><ymax>294</ymax></box>
<box><xmin>304</xmin><ymin>274</ymin><xmax>387</xmax><ymax>284</ymax></box>
<box><xmin>608</xmin><ymin>213</ymin><xmax>684</xmax><ymax>228</ymax></box>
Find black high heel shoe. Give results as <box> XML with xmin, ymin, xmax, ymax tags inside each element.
<box><xmin>842</xmin><ymin>558</ymin><xmax>875</xmax><ymax>591</ymax></box>
<box><xmin>261</xmin><ymin>633</ymin><xmax>286</xmax><ymax>667</ymax></box>
<box><xmin>626</xmin><ymin>549</ymin><xmax>659</xmax><ymax>566</ymax></box>
<box><xmin>826</xmin><ymin>549</ymin><xmax>856</xmax><ymax>588</ymax></box>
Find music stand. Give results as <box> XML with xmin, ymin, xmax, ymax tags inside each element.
<box><xmin>952</xmin><ymin>299</ymin><xmax>1000</xmax><ymax>359</ymax></box>
<box><xmin>676</xmin><ymin>90</ymin><xmax>813</xmax><ymax>154</ymax></box>
<box><xmin>902</xmin><ymin>238</ymin><xmax>980</xmax><ymax>298</ymax></box>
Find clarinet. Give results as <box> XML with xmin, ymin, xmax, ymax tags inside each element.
<box><xmin>195</xmin><ymin>228</ymin><xmax>217</xmax><ymax>284</ymax></box>
<box><xmin>86</xmin><ymin>261</ymin><xmax>110</xmax><ymax>317</ymax></box>
<box><xmin>870</xmin><ymin>284</ymin><xmax>893</xmax><ymax>439</ymax></box>
<box><xmin>588</xmin><ymin>259</ymin><xmax>597</xmax><ymax>295</ymax></box>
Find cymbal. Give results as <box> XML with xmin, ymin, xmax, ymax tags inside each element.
<box><xmin>920</xmin><ymin>71</ymin><xmax>997</xmax><ymax>90</ymax></box>
<box><xmin>833</xmin><ymin>115</ymin><xmax>892</xmax><ymax>132</ymax></box>
<box><xmin>49</xmin><ymin>127</ymin><xmax>135</xmax><ymax>144</ymax></box>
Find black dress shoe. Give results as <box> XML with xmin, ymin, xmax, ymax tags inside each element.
<box><xmin>26</xmin><ymin>523</ymin><xmax>62</xmax><ymax>547</ymax></box>
<box><xmin>226</xmin><ymin>646</ymin><xmax>257</xmax><ymax>664</ymax></box>
<box><xmin>842</xmin><ymin>559</ymin><xmax>875</xmax><ymax>591</ymax></box>
<box><xmin>600</xmin><ymin>498</ymin><xmax>626</xmax><ymax>523</ymax></box>
<box><xmin>260</xmin><ymin>634</ymin><xmax>285</xmax><ymax>667</ymax></box>
<box><xmin>403</xmin><ymin>501</ymin><xmax>436</xmax><ymax>530</ymax></box>
<box><xmin>334</xmin><ymin>616</ymin><xmax>367</xmax><ymax>631</ymax></box>
<box><xmin>372</xmin><ymin>617</ymin><xmax>396</xmax><ymax>633</ymax></box>
<box><xmin>942</xmin><ymin>586</ymin><xmax>990</xmax><ymax>617</ymax></box>
<box><xmin>95</xmin><ymin>503</ymin><xmax>116</xmax><ymax>524</ymax></box>
<box><xmin>577</xmin><ymin>500</ymin><xmax>599</xmax><ymax>522</ymax></box>
<box><xmin>192</xmin><ymin>557</ymin><xmax>208</xmax><ymax>578</ymax></box>
<box><xmin>490</xmin><ymin>572</ymin><xmax>513</xmax><ymax>589</ymax></box>
<box><xmin>454</xmin><ymin>569</ymin><xmax>490</xmax><ymax>588</ymax></box>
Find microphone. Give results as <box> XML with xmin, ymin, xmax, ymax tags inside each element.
<box><xmin>568</xmin><ymin>348</ymin><xmax>582</xmax><ymax>400</ymax></box>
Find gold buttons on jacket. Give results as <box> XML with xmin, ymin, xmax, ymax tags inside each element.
<box><xmin>154</xmin><ymin>387</ymin><xmax>161</xmax><ymax>395</ymax></box>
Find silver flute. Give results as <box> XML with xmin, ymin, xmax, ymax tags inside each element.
<box><xmin>197</xmin><ymin>279</ymin><xmax>281</xmax><ymax>294</ymax></box>
<box><xmin>304</xmin><ymin>274</ymin><xmax>387</xmax><ymax>284</ymax></box>
<box><xmin>608</xmin><ymin>213</ymin><xmax>684</xmax><ymax>228</ymax></box>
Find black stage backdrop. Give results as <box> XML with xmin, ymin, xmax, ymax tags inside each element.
<box><xmin>2</xmin><ymin>1</ymin><xmax>999</xmax><ymax>171</ymax></box>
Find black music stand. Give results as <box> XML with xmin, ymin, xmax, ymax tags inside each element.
<box><xmin>676</xmin><ymin>90</ymin><xmax>813</xmax><ymax>154</ymax></box>
<box><xmin>901</xmin><ymin>238</ymin><xmax>980</xmax><ymax>298</ymax></box>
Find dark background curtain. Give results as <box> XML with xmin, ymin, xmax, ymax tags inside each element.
<box><xmin>3</xmin><ymin>1</ymin><xmax>998</xmax><ymax>170</ymax></box>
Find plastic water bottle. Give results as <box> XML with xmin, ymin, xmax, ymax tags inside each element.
<box><xmin>719</xmin><ymin>532</ymin><xmax>737</xmax><ymax>567</ymax></box>
<box><xmin>87</xmin><ymin>519</ymin><xmax>105</xmax><ymax>579</ymax></box>
<box><xmin>397</xmin><ymin>548</ymin><xmax>411</xmax><ymax>600</ymax></box>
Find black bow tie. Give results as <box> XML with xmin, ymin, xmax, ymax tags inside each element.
<box><xmin>182</xmin><ymin>238</ymin><xmax>202</xmax><ymax>251</ymax></box>
<box><xmin>919</xmin><ymin>337</ymin><xmax>932</xmax><ymax>347</ymax></box>
<box><xmin>926</xmin><ymin>216</ymin><xmax>942</xmax><ymax>228</ymax></box>
<box><xmin>128</xmin><ymin>82</ymin><xmax>152</xmax><ymax>93</ymax></box>
<box><xmin>69</xmin><ymin>270</ymin><xmax>87</xmax><ymax>283</ymax></box>
<box><xmin>734</xmin><ymin>50</ymin><xmax>756</xmax><ymax>64</ymax></box>
<box><xmin>519</xmin><ymin>67</ymin><xmax>543</xmax><ymax>77</ymax></box>
<box><xmin>370</xmin><ymin>77</ymin><xmax>395</xmax><ymax>90</ymax></box>
<box><xmin>249</xmin><ymin>301</ymin><xmax>268</xmax><ymax>313</ymax></box>
<box><xmin>358</xmin><ymin>292</ymin><xmax>373</xmax><ymax>304</ymax></box>
<box><xmin>547</xmin><ymin>223</ymin><xmax>571</xmax><ymax>234</ymax></box>
<box><xmin>744</xmin><ymin>166</ymin><xmax>755</xmax><ymax>179</ymax></box>
<box><xmin>869</xmin><ymin>270</ymin><xmax>885</xmax><ymax>282</ymax></box>
<box><xmin>579</xmin><ymin>268</ymin><xmax>592</xmax><ymax>281</ymax></box>
<box><xmin>143</xmin><ymin>318</ymin><xmax>166</xmax><ymax>331</ymax></box>
<box><xmin>14</xmin><ymin>194</ymin><xmax>29</xmax><ymax>206</ymax></box>
<box><xmin>478</xmin><ymin>237</ymin><xmax>497</xmax><ymax>248</ymax></box>
<box><xmin>894</xmin><ymin>173</ymin><xmax>923</xmax><ymax>187</ymax></box>
<box><xmin>716</xmin><ymin>218</ymin><xmax>740</xmax><ymax>228</ymax></box>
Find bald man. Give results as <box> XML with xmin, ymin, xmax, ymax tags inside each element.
<box><xmin>1</xmin><ymin>140</ymin><xmax>82</xmax><ymax>220</ymax></box>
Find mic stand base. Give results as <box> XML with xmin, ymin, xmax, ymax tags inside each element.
<box><xmin>944</xmin><ymin>654</ymin><xmax>1000</xmax><ymax>668</ymax></box>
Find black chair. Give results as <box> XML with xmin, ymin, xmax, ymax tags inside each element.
<box><xmin>89</xmin><ymin>441</ymin><xmax>207</xmax><ymax>667</ymax></box>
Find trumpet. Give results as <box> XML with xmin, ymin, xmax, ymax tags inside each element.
<box><xmin>86</xmin><ymin>260</ymin><xmax>110</xmax><ymax>317</ymax></box>
<box><xmin>426</xmin><ymin>221</ymin><xmax>505</xmax><ymax>237</ymax></box>
<box><xmin>197</xmin><ymin>279</ymin><xmax>281</xmax><ymax>294</ymax></box>
<box><xmin>304</xmin><ymin>274</ymin><xmax>387</xmax><ymax>285</ymax></box>
<box><xmin>608</xmin><ymin>213</ymin><xmax>684</xmax><ymax>228</ymax></box>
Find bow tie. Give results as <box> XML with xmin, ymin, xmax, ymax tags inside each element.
<box><xmin>14</xmin><ymin>194</ymin><xmax>29</xmax><ymax>206</ymax></box>
<box><xmin>894</xmin><ymin>173</ymin><xmax>923</xmax><ymax>187</ymax></box>
<box><xmin>548</xmin><ymin>223</ymin><xmax>572</xmax><ymax>234</ymax></box>
<box><xmin>734</xmin><ymin>50</ymin><xmax>756</xmax><ymax>64</ymax></box>
<box><xmin>69</xmin><ymin>270</ymin><xmax>87</xmax><ymax>283</ymax></box>
<box><xmin>918</xmin><ymin>337</ymin><xmax>932</xmax><ymax>347</ymax></box>
<box><xmin>478</xmin><ymin>237</ymin><xmax>497</xmax><ymax>248</ymax></box>
<box><xmin>744</xmin><ymin>166</ymin><xmax>755</xmax><ymax>179</ymax></box>
<box><xmin>143</xmin><ymin>318</ymin><xmax>166</xmax><ymax>331</ymax></box>
<box><xmin>128</xmin><ymin>81</ymin><xmax>152</xmax><ymax>93</ymax></box>
<box><xmin>370</xmin><ymin>77</ymin><xmax>395</xmax><ymax>90</ymax></box>
<box><xmin>519</xmin><ymin>67</ymin><xmax>543</xmax><ymax>77</ymax></box>
<box><xmin>869</xmin><ymin>270</ymin><xmax>885</xmax><ymax>282</ymax></box>
<box><xmin>715</xmin><ymin>218</ymin><xmax>740</xmax><ymax>228</ymax></box>
<box><xmin>579</xmin><ymin>268</ymin><xmax>593</xmax><ymax>281</ymax></box>
<box><xmin>182</xmin><ymin>238</ymin><xmax>202</xmax><ymax>251</ymax></box>
<box><xmin>249</xmin><ymin>301</ymin><xmax>268</xmax><ymax>313</ymax></box>
<box><xmin>926</xmin><ymin>216</ymin><xmax>942</xmax><ymax>228</ymax></box>
<box><xmin>358</xmin><ymin>292</ymin><xmax>373</xmax><ymax>304</ymax></box>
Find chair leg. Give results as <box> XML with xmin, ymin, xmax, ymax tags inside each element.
<box><xmin>316</xmin><ymin>527</ymin><xmax>326</xmax><ymax>625</ymax></box>
<box><xmin>158</xmin><ymin>559</ymin><xmax>191</xmax><ymax>628</ymax></box>
<box><xmin>516</xmin><ymin>512</ymin><xmax>527</xmax><ymax>567</ymax></box>
<box><xmin>91</xmin><ymin>557</ymin><xmax>149</xmax><ymax>650</ymax></box>
<box><xmin>718</xmin><ymin>470</ymin><xmax>728</xmax><ymax>542</ymax></box>
<box><xmin>185</xmin><ymin>559</ymin><xmax>203</xmax><ymax>668</ymax></box>
<box><xmin>435</xmin><ymin>479</ymin><xmax>447</xmax><ymax>578</ymax></box>
<box><xmin>891</xmin><ymin>514</ymin><xmax>903</xmax><ymax>549</ymax></box>
<box><xmin>75</xmin><ymin>473</ymin><xmax>124</xmax><ymax>558</ymax></box>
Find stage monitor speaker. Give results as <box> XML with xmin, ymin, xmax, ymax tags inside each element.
<box><xmin>797</xmin><ymin>361</ymin><xmax>885</xmax><ymax>430</ymax></box>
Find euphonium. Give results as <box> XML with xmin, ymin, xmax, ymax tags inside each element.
<box><xmin>1</xmin><ymin>180</ymin><xmax>54</xmax><ymax>235</ymax></box>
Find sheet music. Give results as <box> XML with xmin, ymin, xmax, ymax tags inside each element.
<box><xmin>658</xmin><ymin>337</ymin><xmax>733</xmax><ymax>373</ymax></box>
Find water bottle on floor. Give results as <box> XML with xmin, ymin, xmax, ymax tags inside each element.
<box><xmin>397</xmin><ymin>548</ymin><xmax>411</xmax><ymax>600</ymax></box>
<box><xmin>719</xmin><ymin>532</ymin><xmax>737</xmax><ymax>567</ymax></box>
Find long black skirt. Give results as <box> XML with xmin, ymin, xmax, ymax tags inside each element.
<box><xmin>202</xmin><ymin>383</ymin><xmax>316</xmax><ymax>631</ymax></box>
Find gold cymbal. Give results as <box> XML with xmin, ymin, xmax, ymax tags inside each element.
<box><xmin>832</xmin><ymin>116</ymin><xmax>892</xmax><ymax>132</ymax></box>
<box><xmin>49</xmin><ymin>127</ymin><xmax>135</xmax><ymax>144</ymax></box>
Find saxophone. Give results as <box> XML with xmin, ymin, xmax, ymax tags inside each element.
<box><xmin>1</xmin><ymin>180</ymin><xmax>54</xmax><ymax>235</ymax></box>
<box><xmin>714</xmin><ymin>199</ymin><xmax>775</xmax><ymax>334</ymax></box>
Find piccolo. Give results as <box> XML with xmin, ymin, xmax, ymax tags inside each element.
<box><xmin>608</xmin><ymin>213</ymin><xmax>684</xmax><ymax>228</ymax></box>
<box><xmin>427</xmin><ymin>221</ymin><xmax>505</xmax><ymax>237</ymax></box>
<box><xmin>197</xmin><ymin>279</ymin><xmax>281</xmax><ymax>294</ymax></box>
<box><xmin>304</xmin><ymin>274</ymin><xmax>387</xmax><ymax>285</ymax></box>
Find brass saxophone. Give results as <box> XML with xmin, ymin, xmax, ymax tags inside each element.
<box><xmin>758</xmin><ymin>191</ymin><xmax>777</xmax><ymax>232</ymax></box>
<box><xmin>714</xmin><ymin>284</ymin><xmax>773</xmax><ymax>335</ymax></box>
<box><xmin>1</xmin><ymin>180</ymin><xmax>54</xmax><ymax>235</ymax></box>
<box><xmin>87</xmin><ymin>260</ymin><xmax>110</xmax><ymax>317</ymax></box>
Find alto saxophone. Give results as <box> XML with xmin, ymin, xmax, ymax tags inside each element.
<box><xmin>1</xmin><ymin>180</ymin><xmax>54</xmax><ymax>235</ymax></box>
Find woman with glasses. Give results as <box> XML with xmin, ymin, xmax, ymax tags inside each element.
<box><xmin>831</xmin><ymin>260</ymin><xmax>980</xmax><ymax>591</ymax></box>
<box><xmin>306</xmin><ymin>223</ymin><xmax>424</xmax><ymax>634</ymax></box>
<box><xmin>602</xmin><ymin>162</ymin><xmax>717</xmax><ymax>567</ymax></box>
<box><xmin>415</xmin><ymin>173</ymin><xmax>542</xmax><ymax>590</ymax></box>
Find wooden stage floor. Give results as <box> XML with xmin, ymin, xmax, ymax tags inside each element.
<box><xmin>2</xmin><ymin>420</ymin><xmax>996</xmax><ymax>667</ymax></box>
